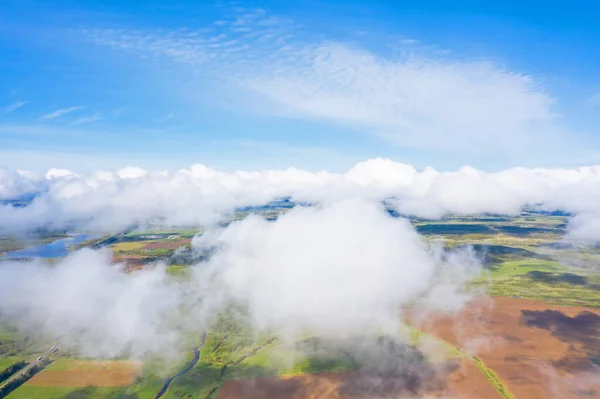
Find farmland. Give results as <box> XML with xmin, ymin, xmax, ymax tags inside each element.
<box><xmin>1</xmin><ymin>208</ymin><xmax>599</xmax><ymax>398</ymax></box>
<box><xmin>408</xmin><ymin>297</ymin><xmax>600</xmax><ymax>398</ymax></box>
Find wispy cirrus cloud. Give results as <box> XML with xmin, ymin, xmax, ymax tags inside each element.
<box><xmin>240</xmin><ymin>43</ymin><xmax>562</xmax><ymax>154</ymax></box>
<box><xmin>586</xmin><ymin>93</ymin><xmax>600</xmax><ymax>108</ymax></box>
<box><xmin>84</xmin><ymin>8</ymin><xmax>571</xmax><ymax>159</ymax></box>
<box><xmin>41</xmin><ymin>106</ymin><xmax>84</xmax><ymax>120</ymax></box>
<box><xmin>85</xmin><ymin>8</ymin><xmax>298</xmax><ymax>66</ymax></box>
<box><xmin>4</xmin><ymin>100</ymin><xmax>28</xmax><ymax>114</ymax></box>
<box><xmin>72</xmin><ymin>113</ymin><xmax>102</xmax><ymax>125</ymax></box>
<box><xmin>154</xmin><ymin>112</ymin><xmax>174</xmax><ymax>123</ymax></box>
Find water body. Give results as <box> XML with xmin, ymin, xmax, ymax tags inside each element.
<box><xmin>2</xmin><ymin>234</ymin><xmax>96</xmax><ymax>259</ymax></box>
<box><xmin>154</xmin><ymin>330</ymin><xmax>207</xmax><ymax>399</ymax></box>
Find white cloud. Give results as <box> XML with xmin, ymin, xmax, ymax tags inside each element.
<box><xmin>0</xmin><ymin>169</ymin><xmax>43</xmax><ymax>199</ymax></box>
<box><xmin>41</xmin><ymin>106</ymin><xmax>84</xmax><ymax>120</ymax></box>
<box><xmin>73</xmin><ymin>113</ymin><xmax>103</xmax><ymax>124</ymax></box>
<box><xmin>0</xmin><ymin>249</ymin><xmax>193</xmax><ymax>358</ymax></box>
<box><xmin>116</xmin><ymin>166</ymin><xmax>148</xmax><ymax>179</ymax></box>
<box><xmin>3</xmin><ymin>100</ymin><xmax>28</xmax><ymax>113</ymax></box>
<box><xmin>2</xmin><ymin>158</ymin><xmax>600</xmax><ymax>242</ymax></box>
<box><xmin>85</xmin><ymin>9</ymin><xmax>570</xmax><ymax>157</ymax></box>
<box><xmin>0</xmin><ymin>200</ymin><xmax>482</xmax><ymax>357</ymax></box>
<box><xmin>45</xmin><ymin>168</ymin><xmax>78</xmax><ymax>180</ymax></box>
<box><xmin>194</xmin><ymin>199</ymin><xmax>481</xmax><ymax>336</ymax></box>
<box><xmin>567</xmin><ymin>213</ymin><xmax>600</xmax><ymax>243</ymax></box>
<box><xmin>240</xmin><ymin>43</ymin><xmax>559</xmax><ymax>153</ymax></box>
<box><xmin>3</xmin><ymin>159</ymin><xmax>600</xmax><ymax>359</ymax></box>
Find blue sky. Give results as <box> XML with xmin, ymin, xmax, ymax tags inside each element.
<box><xmin>1</xmin><ymin>0</ymin><xmax>599</xmax><ymax>172</ymax></box>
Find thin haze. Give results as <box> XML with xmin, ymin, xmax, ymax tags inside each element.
<box><xmin>0</xmin><ymin>200</ymin><xmax>481</xmax><ymax>358</ymax></box>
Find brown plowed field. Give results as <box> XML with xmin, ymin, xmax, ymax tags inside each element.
<box><xmin>25</xmin><ymin>370</ymin><xmax>138</xmax><ymax>387</ymax></box>
<box><xmin>216</xmin><ymin>360</ymin><xmax>501</xmax><ymax>399</ymax></box>
<box><xmin>25</xmin><ymin>360</ymin><xmax>141</xmax><ymax>387</ymax></box>
<box><xmin>111</xmin><ymin>256</ymin><xmax>148</xmax><ymax>271</ymax></box>
<box><xmin>408</xmin><ymin>297</ymin><xmax>600</xmax><ymax>399</ymax></box>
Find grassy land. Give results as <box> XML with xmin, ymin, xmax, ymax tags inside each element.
<box><xmin>124</xmin><ymin>230</ymin><xmax>200</xmax><ymax>239</ymax></box>
<box><xmin>165</xmin><ymin>265</ymin><xmax>191</xmax><ymax>278</ymax></box>
<box><xmin>469</xmin><ymin>354</ymin><xmax>516</xmax><ymax>399</ymax></box>
<box><xmin>412</xmin><ymin>215</ymin><xmax>600</xmax><ymax>307</ymax></box>
<box><xmin>109</xmin><ymin>242</ymin><xmax>146</xmax><ymax>254</ymax></box>
<box><xmin>121</xmin><ymin>307</ymin><xmax>272</xmax><ymax>399</ymax></box>
<box><xmin>486</xmin><ymin>259</ymin><xmax>563</xmax><ymax>277</ymax></box>
<box><xmin>109</xmin><ymin>239</ymin><xmax>189</xmax><ymax>261</ymax></box>
<box><xmin>0</xmin><ymin>357</ymin><xmax>24</xmax><ymax>372</ymax></box>
<box><xmin>473</xmin><ymin>257</ymin><xmax>600</xmax><ymax>307</ymax></box>
<box><xmin>0</xmin><ymin>327</ymin><xmax>37</xmax><ymax>358</ymax></box>
<box><xmin>135</xmin><ymin>306</ymin><xmax>374</xmax><ymax>399</ymax></box>
<box><xmin>0</xmin><ymin>238</ymin><xmax>25</xmax><ymax>254</ymax></box>
<box><xmin>486</xmin><ymin>277</ymin><xmax>600</xmax><ymax>307</ymax></box>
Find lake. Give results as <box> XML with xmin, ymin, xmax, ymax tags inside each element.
<box><xmin>2</xmin><ymin>234</ymin><xmax>96</xmax><ymax>259</ymax></box>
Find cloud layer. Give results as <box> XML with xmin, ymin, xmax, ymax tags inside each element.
<box><xmin>193</xmin><ymin>199</ymin><xmax>480</xmax><ymax>336</ymax></box>
<box><xmin>2</xmin><ymin>158</ymin><xmax>600</xmax><ymax>241</ymax></box>
<box><xmin>0</xmin><ymin>200</ymin><xmax>481</xmax><ymax>358</ymax></box>
<box><xmin>0</xmin><ymin>249</ymin><xmax>187</xmax><ymax>358</ymax></box>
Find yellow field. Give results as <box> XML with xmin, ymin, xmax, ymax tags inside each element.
<box><xmin>109</xmin><ymin>241</ymin><xmax>146</xmax><ymax>254</ymax></box>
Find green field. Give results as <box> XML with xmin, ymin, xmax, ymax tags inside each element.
<box><xmin>124</xmin><ymin>229</ymin><xmax>200</xmax><ymax>239</ymax></box>
<box><xmin>0</xmin><ymin>357</ymin><xmax>24</xmax><ymax>372</ymax></box>
<box><xmin>2</xmin><ymin>211</ymin><xmax>600</xmax><ymax>398</ymax></box>
<box><xmin>470</xmin><ymin>255</ymin><xmax>600</xmax><ymax>307</ymax></box>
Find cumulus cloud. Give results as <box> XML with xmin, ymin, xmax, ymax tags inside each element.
<box><xmin>193</xmin><ymin>199</ymin><xmax>479</xmax><ymax>336</ymax></box>
<box><xmin>45</xmin><ymin>168</ymin><xmax>78</xmax><ymax>180</ymax></box>
<box><xmin>1</xmin><ymin>158</ymin><xmax>600</xmax><ymax>241</ymax></box>
<box><xmin>0</xmin><ymin>169</ymin><xmax>43</xmax><ymax>200</ymax></box>
<box><xmin>0</xmin><ymin>200</ymin><xmax>481</xmax><ymax>358</ymax></box>
<box><xmin>116</xmin><ymin>166</ymin><xmax>149</xmax><ymax>179</ymax></box>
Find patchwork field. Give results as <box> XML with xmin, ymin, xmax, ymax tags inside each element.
<box><xmin>108</xmin><ymin>234</ymin><xmax>193</xmax><ymax>269</ymax></box>
<box><xmin>216</xmin><ymin>359</ymin><xmax>501</xmax><ymax>399</ymax></box>
<box><xmin>2</xmin><ymin>211</ymin><xmax>600</xmax><ymax>398</ymax></box>
<box><xmin>408</xmin><ymin>297</ymin><xmax>600</xmax><ymax>398</ymax></box>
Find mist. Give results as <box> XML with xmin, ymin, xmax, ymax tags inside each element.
<box><xmin>0</xmin><ymin>199</ymin><xmax>481</xmax><ymax>359</ymax></box>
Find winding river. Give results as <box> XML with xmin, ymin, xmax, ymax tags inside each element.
<box><xmin>154</xmin><ymin>330</ymin><xmax>207</xmax><ymax>399</ymax></box>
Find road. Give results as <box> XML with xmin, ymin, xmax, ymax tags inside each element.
<box><xmin>0</xmin><ymin>343</ymin><xmax>59</xmax><ymax>391</ymax></box>
<box><xmin>91</xmin><ymin>226</ymin><xmax>136</xmax><ymax>249</ymax></box>
<box><xmin>154</xmin><ymin>330</ymin><xmax>207</xmax><ymax>399</ymax></box>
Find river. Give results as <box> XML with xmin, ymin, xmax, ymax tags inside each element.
<box><xmin>154</xmin><ymin>330</ymin><xmax>207</xmax><ymax>399</ymax></box>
